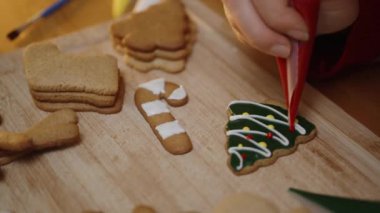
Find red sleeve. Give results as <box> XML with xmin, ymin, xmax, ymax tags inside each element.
<box><xmin>308</xmin><ymin>0</ymin><xmax>380</xmax><ymax>80</ymax></box>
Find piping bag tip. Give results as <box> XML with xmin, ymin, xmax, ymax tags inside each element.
<box><xmin>276</xmin><ymin>0</ymin><xmax>320</xmax><ymax>131</ymax></box>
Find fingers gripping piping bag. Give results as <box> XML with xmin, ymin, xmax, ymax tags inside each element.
<box><xmin>276</xmin><ymin>0</ymin><xmax>320</xmax><ymax>131</ymax></box>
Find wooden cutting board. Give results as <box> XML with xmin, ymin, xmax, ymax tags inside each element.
<box><xmin>0</xmin><ymin>1</ymin><xmax>379</xmax><ymax>212</ymax></box>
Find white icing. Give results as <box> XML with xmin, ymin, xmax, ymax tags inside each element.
<box><xmin>133</xmin><ymin>0</ymin><xmax>162</xmax><ymax>12</ymax></box>
<box><xmin>228</xmin><ymin>100</ymin><xmax>306</xmax><ymax>134</ymax></box>
<box><xmin>228</xmin><ymin>148</ymin><xmax>244</xmax><ymax>170</ymax></box>
<box><xmin>230</xmin><ymin>115</ymin><xmax>290</xmax><ymax>146</ymax></box>
<box><xmin>141</xmin><ymin>100</ymin><xmax>169</xmax><ymax>116</ymax></box>
<box><xmin>227</xmin><ymin>129</ymin><xmax>284</xmax><ymax>147</ymax></box>
<box><xmin>227</xmin><ymin>132</ymin><xmax>271</xmax><ymax>157</ymax></box>
<box><xmin>168</xmin><ymin>86</ymin><xmax>187</xmax><ymax>100</ymax></box>
<box><xmin>228</xmin><ymin>147</ymin><xmax>268</xmax><ymax>171</ymax></box>
<box><xmin>227</xmin><ymin>100</ymin><xmax>310</xmax><ymax>171</ymax></box>
<box><xmin>155</xmin><ymin>120</ymin><xmax>185</xmax><ymax>140</ymax></box>
<box><xmin>139</xmin><ymin>78</ymin><xmax>165</xmax><ymax>95</ymax></box>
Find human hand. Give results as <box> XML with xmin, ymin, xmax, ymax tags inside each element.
<box><xmin>222</xmin><ymin>0</ymin><xmax>359</xmax><ymax>58</ymax></box>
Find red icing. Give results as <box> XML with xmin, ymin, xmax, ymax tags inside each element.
<box><xmin>246</xmin><ymin>135</ymin><xmax>253</xmax><ymax>140</ymax></box>
<box><xmin>266</xmin><ymin>132</ymin><xmax>273</xmax><ymax>139</ymax></box>
<box><xmin>242</xmin><ymin>153</ymin><xmax>247</xmax><ymax>160</ymax></box>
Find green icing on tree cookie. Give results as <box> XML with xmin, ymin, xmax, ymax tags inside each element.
<box><xmin>226</xmin><ymin>100</ymin><xmax>315</xmax><ymax>172</ymax></box>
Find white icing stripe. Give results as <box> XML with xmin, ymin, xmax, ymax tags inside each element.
<box><xmin>228</xmin><ymin>148</ymin><xmax>244</xmax><ymax>170</ymax></box>
<box><xmin>227</xmin><ymin>129</ymin><xmax>284</xmax><ymax>146</ymax></box>
<box><xmin>226</xmin><ymin>132</ymin><xmax>271</xmax><ymax>157</ymax></box>
<box><xmin>252</xmin><ymin>115</ymin><xmax>306</xmax><ymax>135</ymax></box>
<box><xmin>133</xmin><ymin>0</ymin><xmax>162</xmax><ymax>12</ymax></box>
<box><xmin>155</xmin><ymin>120</ymin><xmax>185</xmax><ymax>140</ymax></box>
<box><xmin>141</xmin><ymin>100</ymin><xmax>169</xmax><ymax>116</ymax></box>
<box><xmin>228</xmin><ymin>100</ymin><xmax>306</xmax><ymax>135</ymax></box>
<box><xmin>168</xmin><ymin>86</ymin><xmax>187</xmax><ymax>100</ymax></box>
<box><xmin>139</xmin><ymin>78</ymin><xmax>165</xmax><ymax>95</ymax></box>
<box><xmin>228</xmin><ymin>146</ymin><xmax>270</xmax><ymax>171</ymax></box>
<box><xmin>230</xmin><ymin>115</ymin><xmax>290</xmax><ymax>146</ymax></box>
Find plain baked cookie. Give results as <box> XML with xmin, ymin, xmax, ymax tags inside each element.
<box><xmin>33</xmin><ymin>78</ymin><xmax>125</xmax><ymax>114</ymax></box>
<box><xmin>225</xmin><ymin>100</ymin><xmax>316</xmax><ymax>175</ymax></box>
<box><xmin>124</xmin><ymin>56</ymin><xmax>186</xmax><ymax>73</ymax></box>
<box><xmin>24</xmin><ymin>42</ymin><xmax>119</xmax><ymax>95</ymax></box>
<box><xmin>213</xmin><ymin>193</ymin><xmax>279</xmax><ymax>213</ymax></box>
<box><xmin>0</xmin><ymin>109</ymin><xmax>80</xmax><ymax>165</ymax></box>
<box><xmin>111</xmin><ymin>0</ymin><xmax>188</xmax><ymax>52</ymax></box>
<box><xmin>133</xmin><ymin>205</ymin><xmax>156</xmax><ymax>213</ymax></box>
<box><xmin>110</xmin><ymin>0</ymin><xmax>196</xmax><ymax>73</ymax></box>
<box><xmin>118</xmin><ymin>21</ymin><xmax>197</xmax><ymax>62</ymax></box>
<box><xmin>31</xmin><ymin>90</ymin><xmax>117</xmax><ymax>107</ymax></box>
<box><xmin>135</xmin><ymin>78</ymin><xmax>192</xmax><ymax>155</ymax></box>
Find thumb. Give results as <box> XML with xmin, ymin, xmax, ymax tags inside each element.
<box><xmin>317</xmin><ymin>0</ymin><xmax>359</xmax><ymax>34</ymax></box>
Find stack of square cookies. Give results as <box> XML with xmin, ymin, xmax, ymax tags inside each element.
<box><xmin>110</xmin><ymin>0</ymin><xmax>196</xmax><ymax>73</ymax></box>
<box><xmin>23</xmin><ymin>42</ymin><xmax>124</xmax><ymax>114</ymax></box>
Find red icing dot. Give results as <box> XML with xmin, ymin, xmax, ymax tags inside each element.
<box><xmin>266</xmin><ymin>132</ymin><xmax>273</xmax><ymax>139</ymax></box>
<box><xmin>242</xmin><ymin>153</ymin><xmax>247</xmax><ymax>160</ymax></box>
<box><xmin>246</xmin><ymin>134</ymin><xmax>253</xmax><ymax>140</ymax></box>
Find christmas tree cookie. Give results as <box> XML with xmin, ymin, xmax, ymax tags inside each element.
<box><xmin>226</xmin><ymin>100</ymin><xmax>316</xmax><ymax>175</ymax></box>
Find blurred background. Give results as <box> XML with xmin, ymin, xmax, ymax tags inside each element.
<box><xmin>0</xmin><ymin>0</ymin><xmax>378</xmax><ymax>135</ymax></box>
<box><xmin>0</xmin><ymin>0</ymin><xmax>222</xmax><ymax>52</ymax></box>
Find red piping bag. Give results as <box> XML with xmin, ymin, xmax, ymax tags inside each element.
<box><xmin>276</xmin><ymin>0</ymin><xmax>320</xmax><ymax>131</ymax></box>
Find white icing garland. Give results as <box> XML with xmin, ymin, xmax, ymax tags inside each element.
<box><xmin>228</xmin><ymin>147</ymin><xmax>270</xmax><ymax>171</ymax></box>
<box><xmin>227</xmin><ymin>100</ymin><xmax>308</xmax><ymax>171</ymax></box>
<box><xmin>155</xmin><ymin>120</ymin><xmax>186</xmax><ymax>140</ymax></box>
<box><xmin>227</xmin><ymin>132</ymin><xmax>271</xmax><ymax>157</ymax></box>
<box><xmin>227</xmin><ymin>129</ymin><xmax>285</xmax><ymax>146</ymax></box>
<box><xmin>230</xmin><ymin>115</ymin><xmax>290</xmax><ymax>146</ymax></box>
<box><xmin>228</xmin><ymin>100</ymin><xmax>306</xmax><ymax>134</ymax></box>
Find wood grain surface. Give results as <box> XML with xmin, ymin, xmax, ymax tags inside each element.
<box><xmin>0</xmin><ymin>0</ymin><xmax>379</xmax><ymax>212</ymax></box>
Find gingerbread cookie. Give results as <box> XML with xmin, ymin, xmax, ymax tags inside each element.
<box><xmin>0</xmin><ymin>109</ymin><xmax>80</xmax><ymax>165</ymax></box>
<box><xmin>33</xmin><ymin>79</ymin><xmax>125</xmax><ymax>114</ymax></box>
<box><xmin>226</xmin><ymin>100</ymin><xmax>316</xmax><ymax>175</ymax></box>
<box><xmin>110</xmin><ymin>0</ymin><xmax>196</xmax><ymax>73</ymax></box>
<box><xmin>135</xmin><ymin>78</ymin><xmax>192</xmax><ymax>155</ymax></box>
<box><xmin>213</xmin><ymin>193</ymin><xmax>279</xmax><ymax>213</ymax></box>
<box><xmin>23</xmin><ymin>42</ymin><xmax>124</xmax><ymax>113</ymax></box>
<box><xmin>24</xmin><ymin>42</ymin><xmax>119</xmax><ymax>95</ymax></box>
<box><xmin>0</xmin><ymin>132</ymin><xmax>32</xmax><ymax>152</ymax></box>
<box><xmin>125</xmin><ymin>56</ymin><xmax>186</xmax><ymax>73</ymax></box>
<box><xmin>120</xmin><ymin>21</ymin><xmax>197</xmax><ymax>62</ymax></box>
<box><xmin>31</xmin><ymin>91</ymin><xmax>117</xmax><ymax>107</ymax></box>
<box><xmin>111</xmin><ymin>0</ymin><xmax>188</xmax><ymax>52</ymax></box>
<box><xmin>133</xmin><ymin>205</ymin><xmax>156</xmax><ymax>213</ymax></box>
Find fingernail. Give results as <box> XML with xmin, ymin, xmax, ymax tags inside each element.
<box><xmin>287</xmin><ymin>30</ymin><xmax>309</xmax><ymax>41</ymax></box>
<box><xmin>270</xmin><ymin>45</ymin><xmax>290</xmax><ymax>58</ymax></box>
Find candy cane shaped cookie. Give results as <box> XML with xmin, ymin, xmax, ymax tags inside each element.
<box><xmin>135</xmin><ymin>78</ymin><xmax>192</xmax><ymax>155</ymax></box>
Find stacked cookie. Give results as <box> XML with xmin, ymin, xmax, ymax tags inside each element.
<box><xmin>110</xmin><ymin>0</ymin><xmax>196</xmax><ymax>73</ymax></box>
<box><xmin>23</xmin><ymin>42</ymin><xmax>124</xmax><ymax>114</ymax></box>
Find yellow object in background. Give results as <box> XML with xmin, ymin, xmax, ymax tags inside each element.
<box><xmin>112</xmin><ymin>0</ymin><xmax>131</xmax><ymax>18</ymax></box>
<box><xmin>0</xmin><ymin>0</ymin><xmax>112</xmax><ymax>53</ymax></box>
